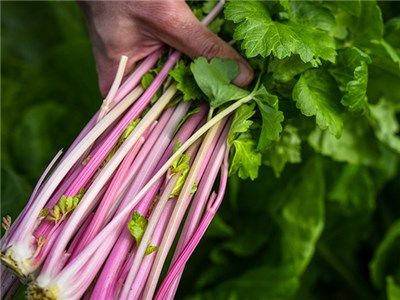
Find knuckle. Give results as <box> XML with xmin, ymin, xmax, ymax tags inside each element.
<box><xmin>200</xmin><ymin>39</ymin><xmax>224</xmax><ymax>59</ymax></box>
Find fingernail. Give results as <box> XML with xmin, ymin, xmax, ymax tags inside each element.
<box><xmin>233</xmin><ymin>62</ymin><xmax>253</xmax><ymax>87</ymax></box>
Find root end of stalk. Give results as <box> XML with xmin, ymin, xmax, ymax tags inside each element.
<box><xmin>27</xmin><ymin>283</ymin><xmax>58</xmax><ymax>300</ymax></box>
<box><xmin>0</xmin><ymin>252</ymin><xmax>26</xmax><ymax>279</ymax></box>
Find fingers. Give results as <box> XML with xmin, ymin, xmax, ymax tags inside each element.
<box><xmin>148</xmin><ymin>2</ymin><xmax>254</xmax><ymax>87</ymax></box>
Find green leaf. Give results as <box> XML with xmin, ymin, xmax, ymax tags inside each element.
<box><xmin>229</xmin><ymin>138</ymin><xmax>261</xmax><ymax>180</ymax></box>
<box><xmin>293</xmin><ymin>69</ymin><xmax>343</xmax><ymax>138</ymax></box>
<box><xmin>169</xmin><ymin>60</ymin><xmax>204</xmax><ymax>101</ymax></box>
<box><xmin>353</xmin><ymin>1</ymin><xmax>384</xmax><ymax>45</ymax></box>
<box><xmin>367</xmin><ymin>39</ymin><xmax>400</xmax><ymax>102</ymax></box>
<box><xmin>263</xmin><ymin>125</ymin><xmax>301</xmax><ymax>177</ymax></box>
<box><xmin>141</xmin><ymin>73</ymin><xmax>154</xmax><ymax>90</ymax></box>
<box><xmin>253</xmin><ymin>86</ymin><xmax>284</xmax><ymax>151</ymax></box>
<box><xmin>171</xmin><ymin>153</ymin><xmax>190</xmax><ymax>174</ymax></box>
<box><xmin>387</xmin><ymin>276</ymin><xmax>400</xmax><ymax>300</ymax></box>
<box><xmin>368</xmin><ymin>98</ymin><xmax>400</xmax><ymax>154</ymax></box>
<box><xmin>170</xmin><ymin>167</ymin><xmax>190</xmax><ymax>198</ymax></box>
<box><xmin>308</xmin><ymin>118</ymin><xmax>399</xmax><ymax>179</ymax></box>
<box><xmin>127</xmin><ymin>211</ymin><xmax>148</xmax><ymax>245</ymax></box>
<box><xmin>329</xmin><ymin>47</ymin><xmax>371</xmax><ymax>113</ymax></box>
<box><xmin>289</xmin><ymin>1</ymin><xmax>335</xmax><ymax>32</ymax></box>
<box><xmin>228</xmin><ymin>102</ymin><xmax>256</xmax><ymax>144</ymax></box>
<box><xmin>385</xmin><ymin>17</ymin><xmax>400</xmax><ymax>49</ymax></box>
<box><xmin>276</xmin><ymin>157</ymin><xmax>325</xmax><ymax>274</ymax></box>
<box><xmin>190</xmin><ymin>57</ymin><xmax>249</xmax><ymax>108</ymax></box>
<box><xmin>370</xmin><ymin>219</ymin><xmax>400</xmax><ymax>288</ymax></box>
<box><xmin>145</xmin><ymin>245</ymin><xmax>159</xmax><ymax>256</ymax></box>
<box><xmin>328</xmin><ymin>165</ymin><xmax>375</xmax><ymax>215</ymax></box>
<box><xmin>268</xmin><ymin>55</ymin><xmax>313</xmax><ymax>83</ymax></box>
<box><xmin>225</xmin><ymin>1</ymin><xmax>336</xmax><ymax>66</ymax></box>
<box><xmin>333</xmin><ymin>1</ymin><xmax>361</xmax><ymax>17</ymax></box>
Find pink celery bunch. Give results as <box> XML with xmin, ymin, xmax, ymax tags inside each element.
<box><xmin>0</xmin><ymin>2</ymin><xmax>241</xmax><ymax>299</ymax></box>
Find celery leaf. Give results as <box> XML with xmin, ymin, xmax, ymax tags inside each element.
<box><xmin>190</xmin><ymin>57</ymin><xmax>249</xmax><ymax>108</ymax></box>
<box><xmin>169</xmin><ymin>61</ymin><xmax>204</xmax><ymax>101</ymax></box>
<box><xmin>128</xmin><ymin>211</ymin><xmax>148</xmax><ymax>245</ymax></box>
<box><xmin>225</xmin><ymin>1</ymin><xmax>336</xmax><ymax>66</ymax></box>
<box><xmin>293</xmin><ymin>69</ymin><xmax>343</xmax><ymax>138</ymax></box>
<box><xmin>229</xmin><ymin>138</ymin><xmax>261</xmax><ymax>180</ymax></box>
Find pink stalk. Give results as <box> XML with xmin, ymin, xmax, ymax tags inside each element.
<box><xmin>2</xmin><ymin>276</ymin><xmax>20</xmax><ymax>300</ymax></box>
<box><xmin>117</xmin><ymin>172</ymin><xmax>182</xmax><ymax>300</ymax></box>
<box><xmin>40</xmin><ymin>84</ymin><xmax>179</xmax><ymax>278</ymax></box>
<box><xmin>164</xmin><ymin>120</ymin><xmax>231</xmax><ymax>299</ymax></box>
<box><xmin>39</xmin><ymin>88</ymin><xmax>247</xmax><ymax>298</ymax></box>
<box><xmin>8</xmin><ymin>87</ymin><xmax>143</xmax><ymax>246</ymax></box>
<box><xmin>1</xmin><ymin>269</ymin><xmax>19</xmax><ymax>298</ymax></box>
<box><xmin>113</xmin><ymin>48</ymin><xmax>164</xmax><ymax>103</ymax></box>
<box><xmin>2</xmin><ymin>150</ymin><xmax>63</xmax><ymax>247</ymax></box>
<box><xmin>66</xmin><ymin>213</ymin><xmax>94</xmax><ymax>258</ymax></box>
<box><xmin>119</xmin><ymin>200</ymin><xmax>175</xmax><ymax>299</ymax></box>
<box><xmin>138</xmin><ymin>122</ymin><xmax>223</xmax><ymax>300</ymax></box>
<box><xmin>126</xmin><ymin>195</ymin><xmax>176</xmax><ymax>299</ymax></box>
<box><xmin>59</xmin><ymin>169</ymin><xmax>180</xmax><ymax>300</ymax></box>
<box><xmin>155</xmin><ymin>149</ymin><xmax>229</xmax><ymax>300</ymax></box>
<box><xmin>69</xmin><ymin>136</ymin><xmax>145</xmax><ymax>258</ymax></box>
<box><xmin>91</xmin><ymin>102</ymin><xmax>190</xmax><ymax>298</ymax></box>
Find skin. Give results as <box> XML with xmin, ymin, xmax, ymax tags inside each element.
<box><xmin>79</xmin><ymin>0</ymin><xmax>254</xmax><ymax>96</ymax></box>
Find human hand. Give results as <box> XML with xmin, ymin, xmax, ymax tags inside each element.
<box><xmin>79</xmin><ymin>0</ymin><xmax>254</xmax><ymax>96</ymax></box>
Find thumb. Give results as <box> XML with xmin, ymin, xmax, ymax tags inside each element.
<box><xmin>153</xmin><ymin>7</ymin><xmax>253</xmax><ymax>87</ymax></box>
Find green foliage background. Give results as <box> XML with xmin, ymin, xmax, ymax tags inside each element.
<box><xmin>1</xmin><ymin>1</ymin><xmax>400</xmax><ymax>300</ymax></box>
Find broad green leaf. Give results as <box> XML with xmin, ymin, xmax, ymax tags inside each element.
<box><xmin>353</xmin><ymin>1</ymin><xmax>384</xmax><ymax>45</ymax></box>
<box><xmin>333</xmin><ymin>0</ymin><xmax>361</xmax><ymax>17</ymax></box>
<box><xmin>367</xmin><ymin>39</ymin><xmax>400</xmax><ymax>102</ymax></box>
<box><xmin>308</xmin><ymin>120</ymin><xmax>399</xmax><ymax>180</ymax></box>
<box><xmin>385</xmin><ymin>17</ymin><xmax>400</xmax><ymax>49</ymax></box>
<box><xmin>128</xmin><ymin>211</ymin><xmax>148</xmax><ymax>245</ymax></box>
<box><xmin>268</xmin><ymin>55</ymin><xmax>313</xmax><ymax>83</ymax></box>
<box><xmin>329</xmin><ymin>47</ymin><xmax>371</xmax><ymax>113</ymax></box>
<box><xmin>188</xmin><ymin>266</ymin><xmax>299</xmax><ymax>300</ymax></box>
<box><xmin>229</xmin><ymin>138</ymin><xmax>262</xmax><ymax>180</ymax></box>
<box><xmin>228</xmin><ymin>102</ymin><xmax>256</xmax><ymax>144</ymax></box>
<box><xmin>169</xmin><ymin>61</ymin><xmax>204</xmax><ymax>101</ymax></box>
<box><xmin>277</xmin><ymin>157</ymin><xmax>325</xmax><ymax>274</ymax></box>
<box><xmin>387</xmin><ymin>276</ymin><xmax>400</xmax><ymax>300</ymax></box>
<box><xmin>368</xmin><ymin>98</ymin><xmax>400</xmax><ymax>154</ymax></box>
<box><xmin>225</xmin><ymin>1</ymin><xmax>336</xmax><ymax>66</ymax></box>
<box><xmin>289</xmin><ymin>1</ymin><xmax>335</xmax><ymax>32</ymax></box>
<box><xmin>253</xmin><ymin>87</ymin><xmax>284</xmax><ymax>151</ymax></box>
<box><xmin>328</xmin><ymin>165</ymin><xmax>375</xmax><ymax>214</ymax></box>
<box><xmin>264</xmin><ymin>125</ymin><xmax>301</xmax><ymax>177</ymax></box>
<box><xmin>292</xmin><ymin>69</ymin><xmax>343</xmax><ymax>138</ymax></box>
<box><xmin>370</xmin><ymin>219</ymin><xmax>400</xmax><ymax>288</ymax></box>
<box><xmin>190</xmin><ymin>57</ymin><xmax>249</xmax><ymax>108</ymax></box>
